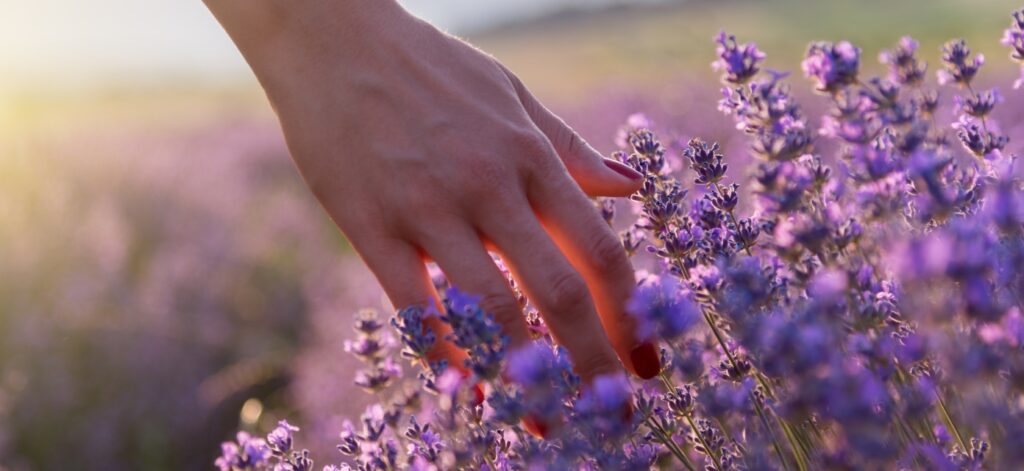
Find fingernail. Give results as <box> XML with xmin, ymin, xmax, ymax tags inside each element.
<box><xmin>603</xmin><ymin>159</ymin><xmax>644</xmax><ymax>181</ymax></box>
<box><xmin>472</xmin><ymin>383</ymin><xmax>485</xmax><ymax>407</ymax></box>
<box><xmin>522</xmin><ymin>415</ymin><xmax>550</xmax><ymax>439</ymax></box>
<box><xmin>630</xmin><ymin>342</ymin><xmax>661</xmax><ymax>379</ymax></box>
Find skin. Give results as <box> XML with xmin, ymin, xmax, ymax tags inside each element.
<box><xmin>203</xmin><ymin>0</ymin><xmax>660</xmax><ymax>384</ymax></box>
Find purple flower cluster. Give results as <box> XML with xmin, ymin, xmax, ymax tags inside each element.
<box><xmin>627</xmin><ymin>277</ymin><xmax>700</xmax><ymax>341</ymax></box>
<box><xmin>217</xmin><ymin>9</ymin><xmax>1024</xmax><ymax>470</ymax></box>
<box><xmin>216</xmin><ymin>421</ymin><xmax>312</xmax><ymax>471</ymax></box>
<box><xmin>347</xmin><ymin>310</ymin><xmax>403</xmax><ymax>393</ymax></box>
<box><xmin>713</xmin><ymin>31</ymin><xmax>766</xmax><ymax>85</ymax></box>
<box><xmin>1005</xmin><ymin>8</ymin><xmax>1024</xmax><ymax>89</ymax></box>
<box><xmin>803</xmin><ymin>41</ymin><xmax>861</xmax><ymax>93</ymax></box>
<box><xmin>879</xmin><ymin>36</ymin><xmax>928</xmax><ymax>86</ymax></box>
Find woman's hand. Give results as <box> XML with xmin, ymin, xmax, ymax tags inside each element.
<box><xmin>205</xmin><ymin>0</ymin><xmax>660</xmax><ymax>382</ymax></box>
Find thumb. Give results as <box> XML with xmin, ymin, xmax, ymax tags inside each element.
<box><xmin>500</xmin><ymin>65</ymin><xmax>644</xmax><ymax>197</ymax></box>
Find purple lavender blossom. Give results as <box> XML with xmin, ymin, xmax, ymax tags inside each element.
<box><xmin>348</xmin><ymin>309</ymin><xmax>404</xmax><ymax>393</ymax></box>
<box><xmin>1004</xmin><ymin>9</ymin><xmax>1024</xmax><ymax>88</ymax></box>
<box><xmin>503</xmin><ymin>341</ymin><xmax>576</xmax><ymax>425</ymax></box>
<box><xmin>1004</xmin><ymin>10</ymin><xmax>1024</xmax><ymax>62</ymax></box>
<box><xmin>683</xmin><ymin>138</ymin><xmax>728</xmax><ymax>185</ymax></box>
<box><xmin>955</xmin><ymin>88</ymin><xmax>1002</xmax><ymax>118</ymax></box>
<box><xmin>938</xmin><ymin>39</ymin><xmax>984</xmax><ymax>87</ymax></box>
<box><xmin>267</xmin><ymin>420</ymin><xmax>299</xmax><ymax>455</ymax></box>
<box><xmin>953</xmin><ymin>115</ymin><xmax>1008</xmax><ymax>158</ymax></box>
<box><xmin>880</xmin><ymin>36</ymin><xmax>928</xmax><ymax>86</ymax></box>
<box><xmin>803</xmin><ymin>41</ymin><xmax>861</xmax><ymax>93</ymax></box>
<box><xmin>392</xmin><ymin>304</ymin><xmax>438</xmax><ymax>362</ymax></box>
<box><xmin>713</xmin><ymin>31</ymin><xmax>767</xmax><ymax>85</ymax></box>
<box><xmin>627</xmin><ymin>277</ymin><xmax>700</xmax><ymax>341</ymax></box>
<box><xmin>573</xmin><ymin>373</ymin><xmax>633</xmax><ymax>438</ymax></box>
<box><xmin>216</xmin><ymin>432</ymin><xmax>272</xmax><ymax>471</ymax></box>
<box><xmin>441</xmin><ymin>288</ymin><xmax>508</xmax><ymax>381</ymax></box>
<box><xmin>505</xmin><ymin>341</ymin><xmax>557</xmax><ymax>387</ymax></box>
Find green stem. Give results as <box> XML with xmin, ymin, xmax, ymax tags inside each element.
<box><xmin>894</xmin><ymin>414</ymin><xmax>925</xmax><ymax>469</ymax></box>
<box><xmin>935</xmin><ymin>390</ymin><xmax>968</xmax><ymax>452</ymax></box>
<box><xmin>645</xmin><ymin>417</ymin><xmax>696</xmax><ymax>471</ymax></box>
<box><xmin>892</xmin><ymin>366</ymin><xmax>938</xmax><ymax>444</ymax></box>
<box><xmin>640</xmin><ymin>373</ymin><xmax>697</xmax><ymax>471</ymax></box>
<box><xmin>657</xmin><ymin>371</ymin><xmax>675</xmax><ymax>391</ymax></box>
<box><xmin>700</xmin><ymin>306</ymin><xmax>809</xmax><ymax>470</ymax></box>
<box><xmin>777</xmin><ymin>418</ymin><xmax>810</xmax><ymax>471</ymax></box>
<box><xmin>685</xmin><ymin>415</ymin><xmax>725</xmax><ymax>471</ymax></box>
<box><xmin>714</xmin><ymin>417</ymin><xmax>747</xmax><ymax>455</ymax></box>
<box><xmin>750</xmin><ymin>393</ymin><xmax>794</xmax><ymax>471</ymax></box>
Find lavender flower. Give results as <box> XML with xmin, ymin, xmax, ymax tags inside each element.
<box><xmin>713</xmin><ymin>31</ymin><xmax>767</xmax><ymax>85</ymax></box>
<box><xmin>627</xmin><ymin>277</ymin><xmax>700</xmax><ymax>341</ymax></box>
<box><xmin>1004</xmin><ymin>9</ymin><xmax>1024</xmax><ymax>88</ymax></box>
<box><xmin>803</xmin><ymin>41</ymin><xmax>861</xmax><ymax>93</ymax></box>
<box><xmin>348</xmin><ymin>309</ymin><xmax>403</xmax><ymax>393</ymax></box>
<box><xmin>938</xmin><ymin>39</ymin><xmax>984</xmax><ymax>87</ymax></box>
<box><xmin>216</xmin><ymin>433</ymin><xmax>272</xmax><ymax>471</ymax></box>
<box><xmin>573</xmin><ymin>373</ymin><xmax>634</xmax><ymax>438</ymax></box>
<box><xmin>953</xmin><ymin>116</ymin><xmax>1008</xmax><ymax>158</ymax></box>
<box><xmin>267</xmin><ymin>420</ymin><xmax>299</xmax><ymax>455</ymax></box>
<box><xmin>949</xmin><ymin>438</ymin><xmax>990</xmax><ymax>470</ymax></box>
<box><xmin>683</xmin><ymin>138</ymin><xmax>728</xmax><ymax>185</ymax></box>
<box><xmin>503</xmin><ymin>341</ymin><xmax>576</xmax><ymax>424</ymax></box>
<box><xmin>956</xmin><ymin>88</ymin><xmax>1002</xmax><ymax>118</ymax></box>
<box><xmin>440</xmin><ymin>288</ymin><xmax>508</xmax><ymax>381</ymax></box>
<box><xmin>880</xmin><ymin>36</ymin><xmax>928</xmax><ymax>86</ymax></box>
<box><xmin>392</xmin><ymin>305</ymin><xmax>437</xmax><ymax>362</ymax></box>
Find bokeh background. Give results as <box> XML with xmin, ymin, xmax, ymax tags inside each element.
<box><xmin>2</xmin><ymin>0</ymin><xmax>1022</xmax><ymax>469</ymax></box>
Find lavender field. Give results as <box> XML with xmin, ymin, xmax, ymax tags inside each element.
<box><xmin>3</xmin><ymin>1</ymin><xmax>1024</xmax><ymax>470</ymax></box>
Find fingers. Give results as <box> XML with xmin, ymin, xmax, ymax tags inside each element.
<box><xmin>416</xmin><ymin>222</ymin><xmax>532</xmax><ymax>350</ymax></box>
<box><xmin>499</xmin><ymin>64</ymin><xmax>643</xmax><ymax>197</ymax></box>
<box><xmin>349</xmin><ymin>233</ymin><xmax>468</xmax><ymax>370</ymax></box>
<box><xmin>478</xmin><ymin>197</ymin><xmax>624</xmax><ymax>383</ymax></box>
<box><xmin>525</xmin><ymin>163</ymin><xmax>661</xmax><ymax>380</ymax></box>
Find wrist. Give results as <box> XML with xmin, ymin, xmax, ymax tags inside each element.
<box><xmin>206</xmin><ymin>0</ymin><xmax>415</xmax><ymax>89</ymax></box>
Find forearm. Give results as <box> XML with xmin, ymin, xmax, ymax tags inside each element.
<box><xmin>203</xmin><ymin>0</ymin><xmax>415</xmax><ymax>90</ymax></box>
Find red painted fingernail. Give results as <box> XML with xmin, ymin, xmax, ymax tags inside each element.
<box><xmin>630</xmin><ymin>342</ymin><xmax>661</xmax><ymax>379</ymax></box>
<box><xmin>603</xmin><ymin>159</ymin><xmax>644</xmax><ymax>181</ymax></box>
<box><xmin>472</xmin><ymin>383</ymin><xmax>485</xmax><ymax>407</ymax></box>
<box><xmin>522</xmin><ymin>415</ymin><xmax>550</xmax><ymax>439</ymax></box>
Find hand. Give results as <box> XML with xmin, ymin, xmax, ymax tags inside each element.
<box><xmin>206</xmin><ymin>0</ymin><xmax>661</xmax><ymax>382</ymax></box>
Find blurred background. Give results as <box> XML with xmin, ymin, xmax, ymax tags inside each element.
<box><xmin>1</xmin><ymin>0</ymin><xmax>1022</xmax><ymax>469</ymax></box>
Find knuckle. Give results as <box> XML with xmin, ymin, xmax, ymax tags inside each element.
<box><xmin>544</xmin><ymin>271</ymin><xmax>592</xmax><ymax>317</ymax></box>
<box><xmin>587</xmin><ymin>231</ymin><xmax>631</xmax><ymax>276</ymax></box>
<box><xmin>510</xmin><ymin>129</ymin><xmax>554</xmax><ymax>158</ymax></box>
<box><xmin>476</xmin><ymin>291</ymin><xmax>523</xmax><ymax>327</ymax></box>
<box><xmin>557</xmin><ymin>124</ymin><xmax>585</xmax><ymax>157</ymax></box>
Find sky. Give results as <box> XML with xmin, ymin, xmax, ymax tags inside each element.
<box><xmin>0</xmin><ymin>0</ymin><xmax>660</xmax><ymax>92</ymax></box>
